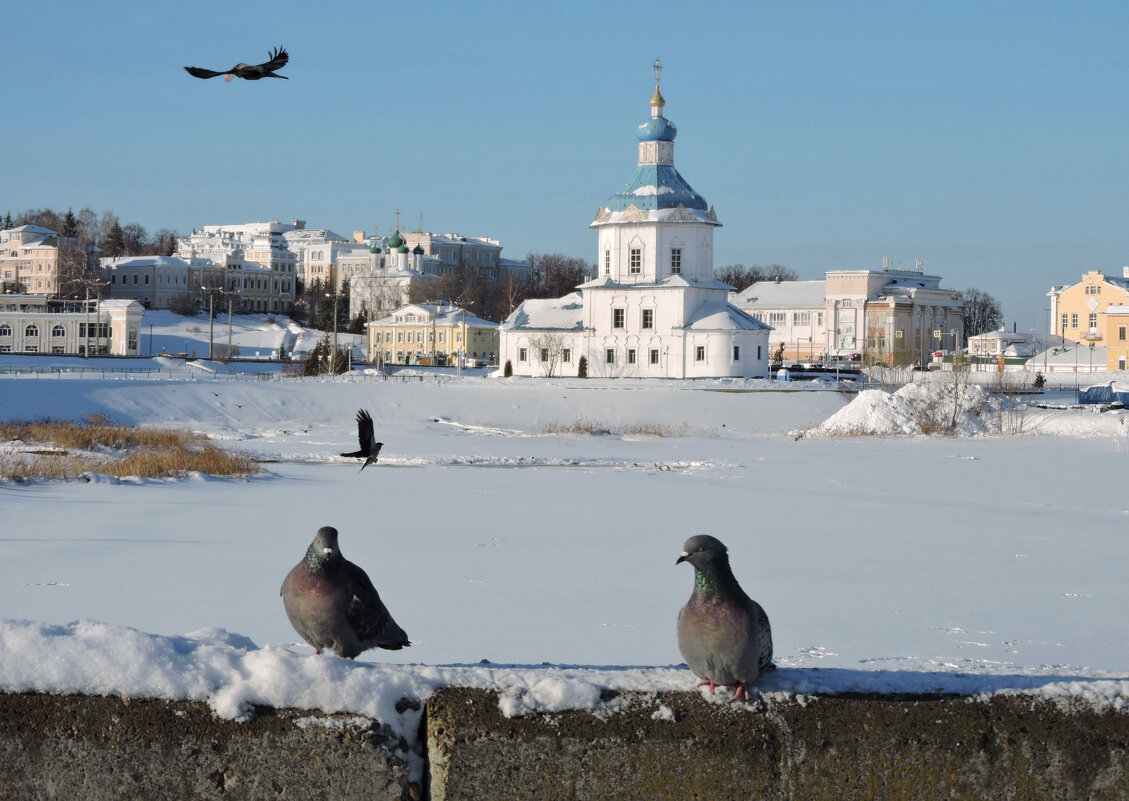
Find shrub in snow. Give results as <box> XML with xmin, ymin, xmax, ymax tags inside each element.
<box><xmin>578</xmin><ymin>355</ymin><xmax>588</xmax><ymax>379</ymax></box>
<box><xmin>504</xmin><ymin>360</ymin><xmax>513</xmax><ymax>378</ymax></box>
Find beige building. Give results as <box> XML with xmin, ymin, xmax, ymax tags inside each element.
<box><xmin>367</xmin><ymin>303</ymin><xmax>498</xmax><ymax>366</ymax></box>
<box><xmin>0</xmin><ymin>294</ymin><xmax>143</xmax><ymax>356</ymax></box>
<box><xmin>1048</xmin><ymin>268</ymin><xmax>1129</xmax><ymax>370</ymax></box>
<box><xmin>1</xmin><ymin>224</ymin><xmax>96</xmax><ymax>297</ymax></box>
<box><xmin>734</xmin><ymin>260</ymin><xmax>964</xmax><ymax>366</ymax></box>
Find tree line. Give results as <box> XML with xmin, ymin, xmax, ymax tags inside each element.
<box><xmin>3</xmin><ymin>206</ymin><xmax>179</xmax><ymax>258</ymax></box>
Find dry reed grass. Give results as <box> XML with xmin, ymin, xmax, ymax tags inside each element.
<box><xmin>543</xmin><ymin>418</ymin><xmax>695</xmax><ymax>437</ymax></box>
<box><xmin>0</xmin><ymin>413</ymin><xmax>258</xmax><ymax>480</ymax></box>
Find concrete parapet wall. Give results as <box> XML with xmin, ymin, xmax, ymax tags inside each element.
<box><xmin>0</xmin><ymin>693</ymin><xmax>414</xmax><ymax>801</ymax></box>
<box><xmin>426</xmin><ymin>688</ymin><xmax>1129</xmax><ymax>801</ymax></box>
<box><xmin>2</xmin><ymin>689</ymin><xmax>1127</xmax><ymax>800</ymax></box>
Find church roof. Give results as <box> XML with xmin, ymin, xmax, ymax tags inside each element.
<box><xmin>591</xmin><ymin>77</ymin><xmax>717</xmax><ymax>228</ymax></box>
<box><xmin>577</xmin><ymin>274</ymin><xmax>732</xmax><ymax>291</ymax></box>
<box><xmin>500</xmin><ymin>292</ymin><xmax>585</xmax><ymax>332</ymax></box>
<box><xmin>683</xmin><ymin>305</ymin><xmax>771</xmax><ymax>331</ymax></box>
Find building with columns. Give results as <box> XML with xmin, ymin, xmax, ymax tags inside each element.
<box><xmin>733</xmin><ymin>258</ymin><xmax>964</xmax><ymax>366</ymax></box>
<box><xmin>499</xmin><ymin>62</ymin><xmax>770</xmax><ymax>378</ymax></box>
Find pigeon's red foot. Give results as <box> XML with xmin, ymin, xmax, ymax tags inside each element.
<box><xmin>726</xmin><ymin>683</ymin><xmax>750</xmax><ymax>702</ymax></box>
<box><xmin>314</xmin><ymin>648</ymin><xmax>322</xmax><ymax>655</ymax></box>
<box><xmin>224</xmin><ymin>74</ymin><xmax>234</xmax><ymax>82</ymax></box>
<box><xmin>696</xmin><ymin>680</ymin><xmax>718</xmax><ymax>694</ymax></box>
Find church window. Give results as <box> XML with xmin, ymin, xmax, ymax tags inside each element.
<box><xmin>670</xmin><ymin>248</ymin><xmax>681</xmax><ymax>274</ymax></box>
<box><xmin>627</xmin><ymin>348</ymin><xmax>637</xmax><ymax>364</ymax></box>
<box><xmin>649</xmin><ymin>348</ymin><xmax>659</xmax><ymax>365</ymax></box>
<box><xmin>562</xmin><ymin>348</ymin><xmax>571</xmax><ymax>363</ymax></box>
<box><xmin>540</xmin><ymin>348</ymin><xmax>549</xmax><ymax>362</ymax></box>
<box><xmin>733</xmin><ymin>345</ymin><xmax>741</xmax><ymax>361</ymax></box>
<box><xmin>612</xmin><ymin>308</ymin><xmax>625</xmax><ymax>329</ymax></box>
<box><xmin>757</xmin><ymin>345</ymin><xmax>762</xmax><ymax>360</ymax></box>
<box><xmin>519</xmin><ymin>347</ymin><xmax>527</xmax><ymax>362</ymax></box>
<box><xmin>695</xmin><ymin>346</ymin><xmax>705</xmax><ymax>362</ymax></box>
<box><xmin>629</xmin><ymin>248</ymin><xmax>642</xmax><ymax>274</ymax></box>
<box><xmin>605</xmin><ymin>348</ymin><xmax>615</xmax><ymax>364</ymax></box>
<box><xmin>641</xmin><ymin>309</ymin><xmax>654</xmax><ymax>329</ymax></box>
<box><xmin>604</xmin><ymin>250</ymin><xmax>611</xmax><ymax>275</ymax></box>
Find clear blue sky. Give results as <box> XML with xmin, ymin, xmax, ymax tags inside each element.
<box><xmin>7</xmin><ymin>0</ymin><xmax>1129</xmax><ymax>333</ymax></box>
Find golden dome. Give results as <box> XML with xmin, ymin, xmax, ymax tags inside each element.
<box><xmin>650</xmin><ymin>87</ymin><xmax>665</xmax><ymax>109</ymax></box>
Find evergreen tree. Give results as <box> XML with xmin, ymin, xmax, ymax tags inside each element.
<box><xmin>504</xmin><ymin>360</ymin><xmax>513</xmax><ymax>378</ymax></box>
<box><xmin>578</xmin><ymin>354</ymin><xmax>588</xmax><ymax>378</ymax></box>
<box><xmin>61</xmin><ymin>208</ymin><xmax>79</xmax><ymax>238</ymax></box>
<box><xmin>1</xmin><ymin>212</ymin><xmax>12</xmax><ymax>230</ymax></box>
<box><xmin>102</xmin><ymin>221</ymin><xmax>125</xmax><ymax>258</ymax></box>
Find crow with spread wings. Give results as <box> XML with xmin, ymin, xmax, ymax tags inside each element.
<box><xmin>185</xmin><ymin>46</ymin><xmax>289</xmax><ymax>81</ymax></box>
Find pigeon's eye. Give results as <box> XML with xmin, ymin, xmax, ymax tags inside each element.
<box><xmin>696</xmin><ymin>546</ymin><xmax>704</xmax><ymax>552</ymax></box>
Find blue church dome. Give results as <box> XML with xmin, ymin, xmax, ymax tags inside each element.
<box><xmin>636</xmin><ymin>115</ymin><xmax>676</xmax><ymax>142</ymax></box>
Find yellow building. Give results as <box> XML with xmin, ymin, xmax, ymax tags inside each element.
<box><xmin>1049</xmin><ymin>268</ymin><xmax>1129</xmax><ymax>370</ymax></box>
<box><xmin>366</xmin><ymin>303</ymin><xmax>498</xmax><ymax>367</ymax></box>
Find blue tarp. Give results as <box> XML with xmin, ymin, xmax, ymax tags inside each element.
<box><xmin>1078</xmin><ymin>382</ymin><xmax>1129</xmax><ymax>405</ymax></box>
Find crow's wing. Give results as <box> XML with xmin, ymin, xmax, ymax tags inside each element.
<box><xmin>185</xmin><ymin>66</ymin><xmax>226</xmax><ymax>79</ymax></box>
<box><xmin>258</xmin><ymin>46</ymin><xmax>289</xmax><ymax>72</ymax></box>
<box><xmin>356</xmin><ymin>409</ymin><xmax>375</xmax><ymax>451</ymax></box>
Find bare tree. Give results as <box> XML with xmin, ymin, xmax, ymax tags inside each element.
<box><xmin>954</xmin><ymin>287</ymin><xmax>1003</xmax><ymax>341</ymax></box>
<box><xmin>716</xmin><ymin>263</ymin><xmax>798</xmax><ymax>291</ymax></box>
<box><xmin>530</xmin><ymin>333</ymin><xmax>567</xmax><ymax>377</ymax></box>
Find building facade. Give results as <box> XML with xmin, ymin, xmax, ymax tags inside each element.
<box><xmin>499</xmin><ymin>64</ymin><xmax>770</xmax><ymax>378</ymax></box>
<box><xmin>0</xmin><ymin>294</ymin><xmax>143</xmax><ymax>355</ymax></box>
<box><xmin>1</xmin><ymin>225</ymin><xmax>97</xmax><ymax>297</ymax></box>
<box><xmin>1048</xmin><ymin>268</ymin><xmax>1129</xmax><ymax>370</ymax></box>
<box><xmin>365</xmin><ymin>303</ymin><xmax>498</xmax><ymax>366</ymax></box>
<box><xmin>733</xmin><ymin>259</ymin><xmax>964</xmax><ymax>366</ymax></box>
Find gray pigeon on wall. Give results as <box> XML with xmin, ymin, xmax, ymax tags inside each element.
<box><xmin>281</xmin><ymin>526</ymin><xmax>409</xmax><ymax>658</ymax></box>
<box><xmin>676</xmin><ymin>534</ymin><xmax>774</xmax><ymax>701</ymax></box>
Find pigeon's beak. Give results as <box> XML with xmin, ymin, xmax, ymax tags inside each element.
<box><xmin>322</xmin><ymin>547</ymin><xmax>334</xmax><ymax>556</ymax></box>
<box><xmin>676</xmin><ymin>552</ymin><xmax>689</xmax><ymax>565</ymax></box>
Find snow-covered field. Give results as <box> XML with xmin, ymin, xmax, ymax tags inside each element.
<box><xmin>1</xmin><ymin>312</ymin><xmax>1128</xmax><ymax>766</ymax></box>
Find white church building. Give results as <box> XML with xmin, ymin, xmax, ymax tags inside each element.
<box><xmin>499</xmin><ymin>63</ymin><xmax>769</xmax><ymax>378</ymax></box>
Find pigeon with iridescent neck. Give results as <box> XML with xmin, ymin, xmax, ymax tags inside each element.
<box><xmin>676</xmin><ymin>534</ymin><xmax>774</xmax><ymax>701</ymax></box>
<box><xmin>281</xmin><ymin>526</ymin><xmax>409</xmax><ymax>658</ymax></box>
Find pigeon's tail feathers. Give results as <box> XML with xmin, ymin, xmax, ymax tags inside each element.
<box><xmin>340</xmin><ymin>449</ymin><xmax>365</xmax><ymax>458</ymax></box>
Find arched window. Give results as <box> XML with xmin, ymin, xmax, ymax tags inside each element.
<box><xmin>0</xmin><ymin>324</ymin><xmax>10</xmax><ymax>337</ymax></box>
<box><xmin>24</xmin><ymin>324</ymin><xmax>38</xmax><ymax>338</ymax></box>
<box><xmin>52</xmin><ymin>325</ymin><xmax>65</xmax><ymax>337</ymax></box>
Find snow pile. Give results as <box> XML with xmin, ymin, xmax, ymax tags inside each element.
<box><xmin>811</xmin><ymin>381</ymin><xmax>991</xmax><ymax>436</ymax></box>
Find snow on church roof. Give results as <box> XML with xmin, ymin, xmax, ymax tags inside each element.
<box><xmin>684</xmin><ymin>305</ymin><xmax>771</xmax><ymax>331</ymax></box>
<box><xmin>501</xmin><ymin>293</ymin><xmax>585</xmax><ymax>332</ymax></box>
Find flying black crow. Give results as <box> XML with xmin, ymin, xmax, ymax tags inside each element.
<box><xmin>341</xmin><ymin>409</ymin><xmax>383</xmax><ymax>471</ymax></box>
<box><xmin>185</xmin><ymin>46</ymin><xmax>289</xmax><ymax>81</ymax></box>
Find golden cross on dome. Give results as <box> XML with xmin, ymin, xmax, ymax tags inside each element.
<box><xmin>653</xmin><ymin>58</ymin><xmax>662</xmax><ymax>89</ymax></box>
